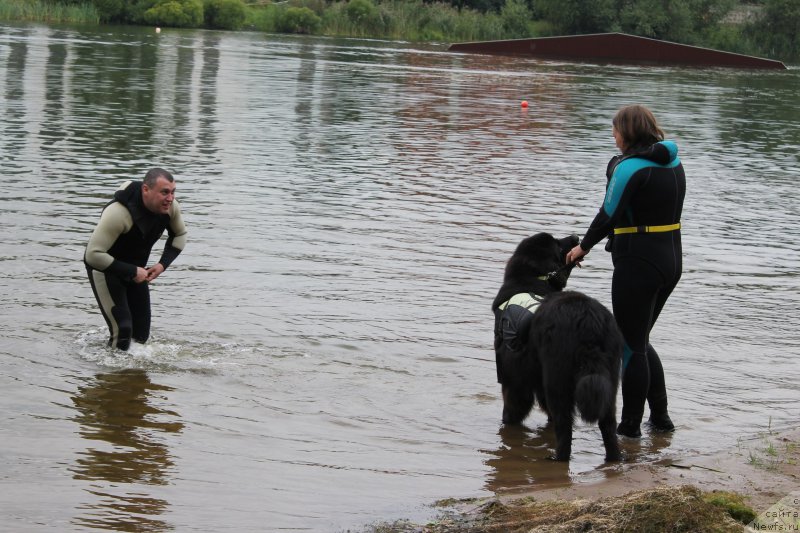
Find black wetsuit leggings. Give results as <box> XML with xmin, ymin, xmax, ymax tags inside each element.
<box><xmin>86</xmin><ymin>267</ymin><xmax>151</xmax><ymax>351</ymax></box>
<box><xmin>612</xmin><ymin>256</ymin><xmax>680</xmax><ymax>424</ymax></box>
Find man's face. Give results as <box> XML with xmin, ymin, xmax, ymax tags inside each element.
<box><xmin>142</xmin><ymin>176</ymin><xmax>176</xmax><ymax>214</ymax></box>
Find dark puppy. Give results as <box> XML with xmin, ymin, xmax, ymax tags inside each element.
<box><xmin>492</xmin><ymin>233</ymin><xmax>623</xmax><ymax>462</ymax></box>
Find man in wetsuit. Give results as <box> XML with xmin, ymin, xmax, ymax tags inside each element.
<box><xmin>567</xmin><ymin>105</ymin><xmax>685</xmax><ymax>438</ymax></box>
<box><xmin>84</xmin><ymin>168</ymin><xmax>187</xmax><ymax>350</ymax></box>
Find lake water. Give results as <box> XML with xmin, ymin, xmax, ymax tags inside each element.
<box><xmin>1</xmin><ymin>22</ymin><xmax>798</xmax><ymax>532</ymax></box>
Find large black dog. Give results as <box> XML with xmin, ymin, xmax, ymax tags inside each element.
<box><xmin>492</xmin><ymin>233</ymin><xmax>623</xmax><ymax>462</ymax></box>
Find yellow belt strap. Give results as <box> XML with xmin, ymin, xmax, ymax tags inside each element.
<box><xmin>614</xmin><ymin>222</ymin><xmax>681</xmax><ymax>235</ymax></box>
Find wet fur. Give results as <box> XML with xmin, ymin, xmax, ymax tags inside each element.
<box><xmin>493</xmin><ymin>233</ymin><xmax>623</xmax><ymax>462</ymax></box>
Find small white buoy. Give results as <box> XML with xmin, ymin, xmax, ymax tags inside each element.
<box><xmin>155</xmin><ymin>27</ymin><xmax>161</xmax><ymax>33</ymax></box>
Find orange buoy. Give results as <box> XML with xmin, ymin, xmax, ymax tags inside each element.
<box><xmin>521</xmin><ymin>100</ymin><xmax>529</xmax><ymax>108</ymax></box>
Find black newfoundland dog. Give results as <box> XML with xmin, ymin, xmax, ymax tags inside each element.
<box><xmin>492</xmin><ymin>233</ymin><xmax>623</xmax><ymax>462</ymax></box>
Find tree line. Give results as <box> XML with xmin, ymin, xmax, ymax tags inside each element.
<box><xmin>8</xmin><ymin>0</ymin><xmax>800</xmax><ymax>61</ymax></box>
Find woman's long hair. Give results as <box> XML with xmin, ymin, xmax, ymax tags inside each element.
<box><xmin>613</xmin><ymin>104</ymin><xmax>665</xmax><ymax>152</ymax></box>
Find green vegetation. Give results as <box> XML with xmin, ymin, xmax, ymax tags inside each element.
<box><xmin>745</xmin><ymin>0</ymin><xmax>800</xmax><ymax>62</ymax></box>
<box><xmin>204</xmin><ymin>0</ymin><xmax>247</xmax><ymax>30</ymax></box>
<box><xmin>277</xmin><ymin>6</ymin><xmax>322</xmax><ymax>34</ymax></box>
<box><xmin>367</xmin><ymin>486</ymin><xmax>756</xmax><ymax>532</ymax></box>
<box><xmin>1</xmin><ymin>0</ymin><xmax>798</xmax><ymax>62</ymax></box>
<box><xmin>242</xmin><ymin>0</ymin><xmax>516</xmax><ymax>42</ymax></box>
<box><xmin>0</xmin><ymin>0</ymin><xmax>99</xmax><ymax>23</ymax></box>
<box><xmin>740</xmin><ymin>420</ymin><xmax>800</xmax><ymax>471</ymax></box>
<box><xmin>142</xmin><ymin>0</ymin><xmax>203</xmax><ymax>28</ymax></box>
<box><xmin>703</xmin><ymin>491</ymin><xmax>758</xmax><ymax>524</ymax></box>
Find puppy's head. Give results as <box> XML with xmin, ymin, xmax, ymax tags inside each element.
<box><xmin>505</xmin><ymin>232</ymin><xmax>579</xmax><ymax>290</ymax></box>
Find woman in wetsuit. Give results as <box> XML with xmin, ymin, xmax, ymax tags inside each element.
<box><xmin>566</xmin><ymin>105</ymin><xmax>686</xmax><ymax>438</ymax></box>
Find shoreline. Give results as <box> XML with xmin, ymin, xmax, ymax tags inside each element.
<box><xmin>518</xmin><ymin>427</ymin><xmax>800</xmax><ymax>513</ymax></box>
<box><xmin>371</xmin><ymin>428</ymin><xmax>799</xmax><ymax>531</ymax></box>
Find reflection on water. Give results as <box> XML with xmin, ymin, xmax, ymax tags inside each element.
<box><xmin>621</xmin><ymin>431</ymin><xmax>675</xmax><ymax>464</ymax></box>
<box><xmin>484</xmin><ymin>424</ymin><xmax>674</xmax><ymax>495</ymax></box>
<box><xmin>483</xmin><ymin>424</ymin><xmax>571</xmax><ymax>492</ymax></box>
<box><xmin>70</xmin><ymin>370</ymin><xmax>181</xmax><ymax>531</ymax></box>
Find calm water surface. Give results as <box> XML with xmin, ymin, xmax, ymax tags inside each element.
<box><xmin>1</xmin><ymin>22</ymin><xmax>798</xmax><ymax>532</ymax></box>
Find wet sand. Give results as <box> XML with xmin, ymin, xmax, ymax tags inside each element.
<box><xmin>515</xmin><ymin>427</ymin><xmax>800</xmax><ymax>513</ymax></box>
<box><xmin>376</xmin><ymin>428</ymin><xmax>799</xmax><ymax>531</ymax></box>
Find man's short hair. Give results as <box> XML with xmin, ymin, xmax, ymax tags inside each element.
<box><xmin>143</xmin><ymin>168</ymin><xmax>174</xmax><ymax>187</ymax></box>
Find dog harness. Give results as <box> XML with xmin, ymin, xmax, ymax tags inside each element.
<box><xmin>497</xmin><ymin>292</ymin><xmax>544</xmax><ymax>312</ymax></box>
<box><xmin>496</xmin><ymin>292</ymin><xmax>544</xmax><ymax>347</ymax></box>
<box><xmin>494</xmin><ymin>292</ymin><xmax>544</xmax><ymax>383</ymax></box>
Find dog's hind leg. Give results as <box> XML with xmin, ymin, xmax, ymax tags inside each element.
<box><xmin>545</xmin><ymin>389</ymin><xmax>575</xmax><ymax>461</ymax></box>
<box><xmin>599</xmin><ymin>413</ymin><xmax>621</xmax><ymax>462</ymax></box>
<box><xmin>532</xmin><ymin>372</ymin><xmax>552</xmax><ymax>422</ymax></box>
<box><xmin>551</xmin><ymin>412</ymin><xmax>573</xmax><ymax>461</ymax></box>
<box><xmin>502</xmin><ymin>384</ymin><xmax>534</xmax><ymax>425</ymax></box>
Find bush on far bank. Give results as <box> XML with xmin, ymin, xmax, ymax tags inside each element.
<box><xmin>278</xmin><ymin>7</ymin><xmax>322</xmax><ymax>34</ymax></box>
<box><xmin>204</xmin><ymin>0</ymin><xmax>247</xmax><ymax>30</ymax></box>
<box><xmin>141</xmin><ymin>0</ymin><xmax>203</xmax><ymax>28</ymax></box>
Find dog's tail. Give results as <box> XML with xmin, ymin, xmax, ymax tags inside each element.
<box><xmin>574</xmin><ymin>362</ymin><xmax>615</xmax><ymax>423</ymax></box>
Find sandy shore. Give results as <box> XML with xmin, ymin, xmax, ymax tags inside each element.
<box><xmin>370</xmin><ymin>428</ymin><xmax>799</xmax><ymax>531</ymax></box>
<box><xmin>513</xmin><ymin>427</ymin><xmax>800</xmax><ymax>513</ymax></box>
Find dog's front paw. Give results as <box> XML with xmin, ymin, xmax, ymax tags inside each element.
<box><xmin>501</xmin><ymin>408</ymin><xmax>526</xmax><ymax>426</ymax></box>
<box><xmin>604</xmin><ymin>451</ymin><xmax>623</xmax><ymax>462</ymax></box>
<box><xmin>548</xmin><ymin>451</ymin><xmax>570</xmax><ymax>462</ymax></box>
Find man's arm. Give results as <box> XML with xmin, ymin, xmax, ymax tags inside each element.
<box><xmin>157</xmin><ymin>199</ymin><xmax>187</xmax><ymax>269</ymax></box>
<box><xmin>84</xmin><ymin>202</ymin><xmax>140</xmax><ymax>280</ymax></box>
<box><xmin>148</xmin><ymin>200</ymin><xmax>187</xmax><ymax>282</ymax></box>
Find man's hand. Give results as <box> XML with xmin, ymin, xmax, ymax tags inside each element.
<box><xmin>134</xmin><ymin>267</ymin><xmax>149</xmax><ymax>283</ymax></box>
<box><xmin>146</xmin><ymin>263</ymin><xmax>165</xmax><ymax>282</ymax></box>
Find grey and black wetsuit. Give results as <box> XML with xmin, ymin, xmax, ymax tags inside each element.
<box><xmin>84</xmin><ymin>181</ymin><xmax>187</xmax><ymax>350</ymax></box>
<box><xmin>579</xmin><ymin>141</ymin><xmax>685</xmax><ymax>426</ymax></box>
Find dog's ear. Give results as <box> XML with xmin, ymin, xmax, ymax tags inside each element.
<box><xmin>558</xmin><ymin>234</ymin><xmax>580</xmax><ymax>253</ymax></box>
<box><xmin>522</xmin><ymin>233</ymin><xmax>552</xmax><ymax>245</ymax></box>
<box><xmin>517</xmin><ymin>233</ymin><xmax>557</xmax><ymax>259</ymax></box>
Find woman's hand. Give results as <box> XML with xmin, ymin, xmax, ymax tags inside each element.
<box><xmin>566</xmin><ymin>245</ymin><xmax>588</xmax><ymax>265</ymax></box>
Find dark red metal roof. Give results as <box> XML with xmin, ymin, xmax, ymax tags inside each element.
<box><xmin>448</xmin><ymin>32</ymin><xmax>786</xmax><ymax>70</ymax></box>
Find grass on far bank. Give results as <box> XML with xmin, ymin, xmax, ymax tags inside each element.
<box><xmin>0</xmin><ymin>0</ymin><xmax>548</xmax><ymax>44</ymax></box>
<box><xmin>0</xmin><ymin>0</ymin><xmax>99</xmax><ymax>23</ymax></box>
<box><xmin>243</xmin><ymin>0</ymin><xmax>547</xmax><ymax>43</ymax></box>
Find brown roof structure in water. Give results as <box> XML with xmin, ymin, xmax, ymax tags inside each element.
<box><xmin>448</xmin><ymin>32</ymin><xmax>787</xmax><ymax>70</ymax></box>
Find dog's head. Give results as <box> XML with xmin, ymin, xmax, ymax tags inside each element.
<box><xmin>505</xmin><ymin>232</ymin><xmax>579</xmax><ymax>291</ymax></box>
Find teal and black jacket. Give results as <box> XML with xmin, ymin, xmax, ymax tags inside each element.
<box><xmin>580</xmin><ymin>141</ymin><xmax>685</xmax><ymax>271</ymax></box>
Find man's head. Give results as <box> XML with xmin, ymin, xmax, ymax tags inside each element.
<box><xmin>141</xmin><ymin>167</ymin><xmax>176</xmax><ymax>215</ymax></box>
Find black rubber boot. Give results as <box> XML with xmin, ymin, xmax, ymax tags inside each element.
<box><xmin>647</xmin><ymin>394</ymin><xmax>675</xmax><ymax>433</ymax></box>
<box><xmin>647</xmin><ymin>413</ymin><xmax>675</xmax><ymax>432</ymax></box>
<box><xmin>618</xmin><ymin>352</ymin><xmax>647</xmax><ymax>439</ymax></box>
<box><xmin>645</xmin><ymin>347</ymin><xmax>674</xmax><ymax>432</ymax></box>
<box><xmin>617</xmin><ymin>418</ymin><xmax>642</xmax><ymax>438</ymax></box>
